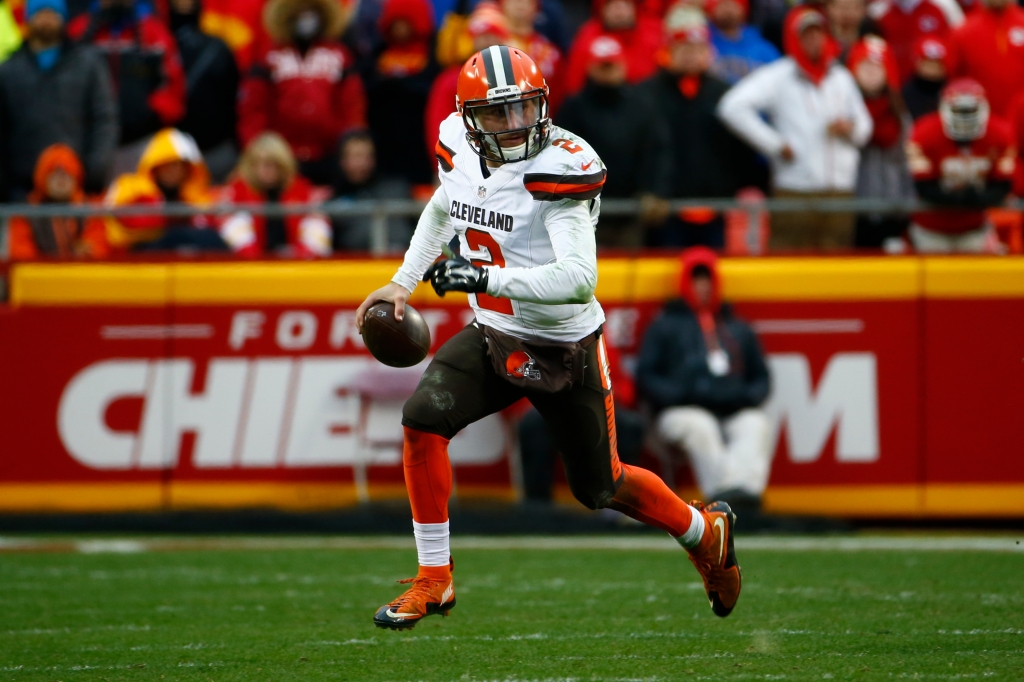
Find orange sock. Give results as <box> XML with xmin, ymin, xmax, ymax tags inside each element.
<box><xmin>403</xmin><ymin>427</ymin><xmax>452</xmax><ymax>524</ymax></box>
<box><xmin>609</xmin><ymin>463</ymin><xmax>695</xmax><ymax>538</ymax></box>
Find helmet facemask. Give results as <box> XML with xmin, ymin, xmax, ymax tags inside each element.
<box><xmin>940</xmin><ymin>94</ymin><xmax>989</xmax><ymax>143</ymax></box>
<box><xmin>461</xmin><ymin>89</ymin><xmax>550</xmax><ymax>164</ymax></box>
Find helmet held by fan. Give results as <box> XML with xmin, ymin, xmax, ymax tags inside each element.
<box><xmin>939</xmin><ymin>79</ymin><xmax>990</xmax><ymax>143</ymax></box>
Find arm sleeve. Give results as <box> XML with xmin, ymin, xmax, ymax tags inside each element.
<box><xmin>392</xmin><ymin>184</ymin><xmax>454</xmax><ymax>293</ymax></box>
<box><xmin>485</xmin><ymin>198</ymin><xmax>598</xmax><ymax>304</ymax></box>
<box><xmin>716</xmin><ymin>67</ymin><xmax>787</xmax><ymax>157</ymax></box>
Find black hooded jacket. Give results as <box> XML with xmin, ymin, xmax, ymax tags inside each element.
<box><xmin>170</xmin><ymin>6</ymin><xmax>239</xmax><ymax>151</ymax></box>
<box><xmin>902</xmin><ymin>76</ymin><xmax>944</xmax><ymax>121</ymax></box>
<box><xmin>633</xmin><ymin>69</ymin><xmax>760</xmax><ymax>198</ymax></box>
<box><xmin>637</xmin><ymin>299</ymin><xmax>770</xmax><ymax>417</ymax></box>
<box><xmin>555</xmin><ymin>80</ymin><xmax>672</xmax><ymax>198</ymax></box>
<box><xmin>638</xmin><ymin>247</ymin><xmax>771</xmax><ymax>416</ymax></box>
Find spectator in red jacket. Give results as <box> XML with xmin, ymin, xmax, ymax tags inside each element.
<box><xmin>866</xmin><ymin>0</ymin><xmax>962</xmax><ymax>83</ymax></box>
<box><xmin>949</xmin><ymin>0</ymin><xmax>1024</xmax><ymax>117</ymax></box>
<box><xmin>906</xmin><ymin>78</ymin><xmax>1014</xmax><ymax>251</ymax></box>
<box><xmin>423</xmin><ymin>1</ymin><xmax>508</xmax><ymax>163</ymax></box>
<box><xmin>902</xmin><ymin>36</ymin><xmax>951</xmax><ymax>120</ymax></box>
<box><xmin>238</xmin><ymin>0</ymin><xmax>366</xmax><ymax>184</ymax></box>
<box><xmin>68</xmin><ymin>0</ymin><xmax>187</xmax><ymax>170</ymax></box>
<box><xmin>564</xmin><ymin>0</ymin><xmax>664</xmax><ymax>95</ymax></box>
<box><xmin>848</xmin><ymin>35</ymin><xmax>914</xmax><ymax>247</ymax></box>
<box><xmin>220</xmin><ymin>131</ymin><xmax>332</xmax><ymax>257</ymax></box>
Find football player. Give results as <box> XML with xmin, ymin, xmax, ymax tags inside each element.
<box><xmin>906</xmin><ymin>78</ymin><xmax>1015</xmax><ymax>252</ymax></box>
<box><xmin>356</xmin><ymin>46</ymin><xmax>742</xmax><ymax>630</ymax></box>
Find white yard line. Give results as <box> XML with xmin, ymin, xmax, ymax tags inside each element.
<box><xmin>0</xmin><ymin>535</ymin><xmax>1021</xmax><ymax>554</ymax></box>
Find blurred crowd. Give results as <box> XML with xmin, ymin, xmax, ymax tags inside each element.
<box><xmin>2</xmin><ymin>0</ymin><xmax>1024</xmax><ymax>258</ymax></box>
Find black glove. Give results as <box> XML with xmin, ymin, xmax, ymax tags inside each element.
<box><xmin>422</xmin><ymin>258</ymin><xmax>489</xmax><ymax>296</ymax></box>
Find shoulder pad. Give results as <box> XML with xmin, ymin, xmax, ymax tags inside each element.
<box><xmin>524</xmin><ymin>126</ymin><xmax>607</xmax><ymax>201</ymax></box>
<box><xmin>436</xmin><ymin>113</ymin><xmax>465</xmax><ymax>173</ymax></box>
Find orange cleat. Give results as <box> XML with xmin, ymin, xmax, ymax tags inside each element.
<box><xmin>373</xmin><ymin>562</ymin><xmax>455</xmax><ymax>630</ymax></box>
<box><xmin>684</xmin><ymin>500</ymin><xmax>742</xmax><ymax>618</ymax></box>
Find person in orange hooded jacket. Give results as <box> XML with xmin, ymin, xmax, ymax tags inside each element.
<box><xmin>636</xmin><ymin>247</ymin><xmax>773</xmax><ymax>510</ymax></box>
<box><xmin>219</xmin><ymin>131</ymin><xmax>332</xmax><ymax>257</ymax></box>
<box><xmin>6</xmin><ymin>144</ymin><xmax>108</xmax><ymax>259</ymax></box>
<box><xmin>103</xmin><ymin>128</ymin><xmax>226</xmax><ymax>252</ymax></box>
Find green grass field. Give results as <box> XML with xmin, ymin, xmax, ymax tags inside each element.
<box><xmin>1</xmin><ymin>535</ymin><xmax>1022</xmax><ymax>681</ymax></box>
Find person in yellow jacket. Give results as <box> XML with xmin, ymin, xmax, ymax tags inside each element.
<box><xmin>0</xmin><ymin>0</ymin><xmax>22</xmax><ymax>64</ymax></box>
<box><xmin>103</xmin><ymin>128</ymin><xmax>228</xmax><ymax>252</ymax></box>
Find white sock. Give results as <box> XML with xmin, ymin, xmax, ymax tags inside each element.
<box><xmin>413</xmin><ymin>520</ymin><xmax>450</xmax><ymax>567</ymax></box>
<box><xmin>675</xmin><ymin>505</ymin><xmax>706</xmax><ymax>549</ymax></box>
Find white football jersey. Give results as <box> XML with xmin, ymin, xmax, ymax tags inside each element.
<box><xmin>392</xmin><ymin>112</ymin><xmax>607</xmax><ymax>342</ymax></box>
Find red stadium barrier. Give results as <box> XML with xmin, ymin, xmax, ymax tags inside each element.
<box><xmin>1</xmin><ymin>256</ymin><xmax>1022</xmax><ymax>517</ymax></box>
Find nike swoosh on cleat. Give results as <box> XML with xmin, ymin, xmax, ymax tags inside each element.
<box><xmin>441</xmin><ymin>583</ymin><xmax>454</xmax><ymax>604</ymax></box>
<box><xmin>714</xmin><ymin>517</ymin><xmax>726</xmax><ymax>565</ymax></box>
<box><xmin>385</xmin><ymin>609</ymin><xmax>420</xmax><ymax>619</ymax></box>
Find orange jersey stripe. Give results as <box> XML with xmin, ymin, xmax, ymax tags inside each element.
<box><xmin>435</xmin><ymin>140</ymin><xmax>456</xmax><ymax>173</ymax></box>
<box><xmin>523</xmin><ymin>180</ymin><xmax>605</xmax><ymax>194</ymax></box>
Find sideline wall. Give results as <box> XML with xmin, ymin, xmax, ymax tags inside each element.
<box><xmin>1</xmin><ymin>256</ymin><xmax>1022</xmax><ymax>517</ymax></box>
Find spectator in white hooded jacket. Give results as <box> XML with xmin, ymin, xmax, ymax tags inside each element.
<box><xmin>717</xmin><ymin>7</ymin><xmax>873</xmax><ymax>250</ymax></box>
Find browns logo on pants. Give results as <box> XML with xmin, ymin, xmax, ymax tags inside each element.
<box><xmin>402</xmin><ymin>323</ymin><xmax>624</xmax><ymax>510</ymax></box>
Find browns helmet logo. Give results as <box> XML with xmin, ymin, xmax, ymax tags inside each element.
<box><xmin>506</xmin><ymin>350</ymin><xmax>541</xmax><ymax>380</ymax></box>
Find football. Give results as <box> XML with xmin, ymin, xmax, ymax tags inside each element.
<box><xmin>361</xmin><ymin>301</ymin><xmax>431</xmax><ymax>367</ymax></box>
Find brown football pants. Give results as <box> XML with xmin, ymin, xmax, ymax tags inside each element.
<box><xmin>402</xmin><ymin>323</ymin><xmax>624</xmax><ymax>510</ymax></box>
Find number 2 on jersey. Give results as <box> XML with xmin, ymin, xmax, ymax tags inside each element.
<box><xmin>464</xmin><ymin>228</ymin><xmax>514</xmax><ymax>315</ymax></box>
<box><xmin>552</xmin><ymin>138</ymin><xmax>583</xmax><ymax>154</ymax></box>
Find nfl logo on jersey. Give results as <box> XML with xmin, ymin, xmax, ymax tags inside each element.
<box><xmin>477</xmin><ymin>186</ymin><xmax>487</xmax><ymax>199</ymax></box>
